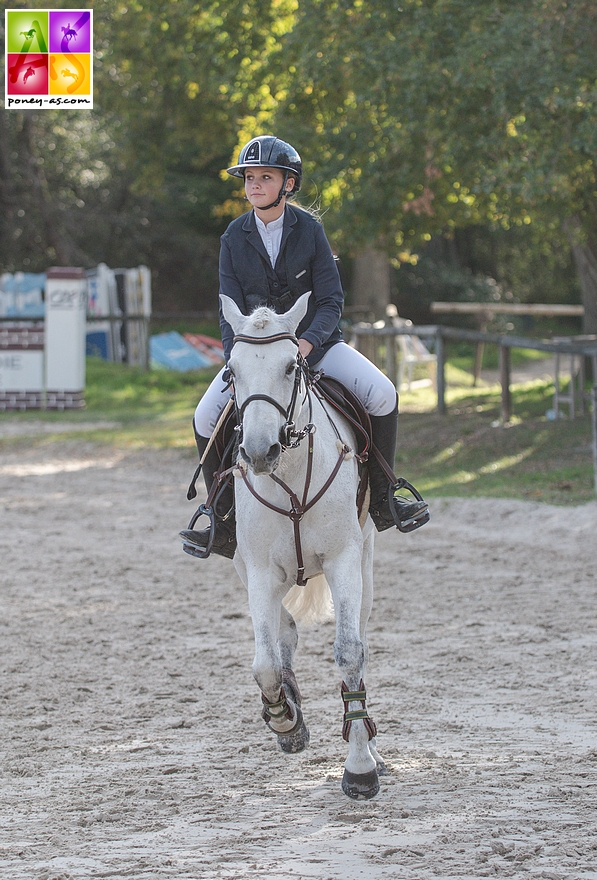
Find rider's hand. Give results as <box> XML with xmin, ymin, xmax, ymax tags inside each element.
<box><xmin>298</xmin><ymin>339</ymin><xmax>314</xmax><ymax>359</ymax></box>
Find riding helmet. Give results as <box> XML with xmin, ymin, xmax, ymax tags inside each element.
<box><xmin>227</xmin><ymin>135</ymin><xmax>302</xmax><ymax>193</ymax></box>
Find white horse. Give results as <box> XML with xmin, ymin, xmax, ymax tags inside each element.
<box><xmin>220</xmin><ymin>292</ymin><xmax>385</xmax><ymax>799</ymax></box>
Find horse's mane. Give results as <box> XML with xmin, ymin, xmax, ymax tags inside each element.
<box><xmin>248</xmin><ymin>307</ymin><xmax>273</xmax><ymax>330</ymax></box>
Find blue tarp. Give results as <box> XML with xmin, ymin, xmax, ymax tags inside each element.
<box><xmin>150</xmin><ymin>331</ymin><xmax>214</xmax><ymax>371</ymax></box>
<box><xmin>0</xmin><ymin>272</ymin><xmax>46</xmax><ymax>317</ymax></box>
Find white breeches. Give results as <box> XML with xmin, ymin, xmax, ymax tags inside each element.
<box><xmin>193</xmin><ymin>341</ymin><xmax>397</xmax><ymax>437</ymax></box>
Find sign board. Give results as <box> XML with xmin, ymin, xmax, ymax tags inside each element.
<box><xmin>44</xmin><ymin>266</ymin><xmax>86</xmax><ymax>406</ymax></box>
<box><xmin>0</xmin><ymin>321</ymin><xmax>45</xmax><ymax>409</ymax></box>
<box><xmin>0</xmin><ymin>350</ymin><xmax>44</xmax><ymax>391</ymax></box>
<box><xmin>0</xmin><ymin>263</ymin><xmax>151</xmax><ymax>409</ymax></box>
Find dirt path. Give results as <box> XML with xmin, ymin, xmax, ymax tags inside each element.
<box><xmin>1</xmin><ymin>441</ymin><xmax>597</xmax><ymax>879</ymax></box>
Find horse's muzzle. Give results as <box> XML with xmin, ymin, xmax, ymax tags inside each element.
<box><xmin>240</xmin><ymin>441</ymin><xmax>281</xmax><ymax>475</ymax></box>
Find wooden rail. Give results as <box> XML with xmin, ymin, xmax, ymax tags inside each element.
<box><xmin>351</xmin><ymin>322</ymin><xmax>597</xmax><ymax>416</ymax></box>
<box><xmin>431</xmin><ymin>302</ymin><xmax>585</xmax><ymax>317</ymax></box>
<box><xmin>352</xmin><ymin>322</ymin><xmax>597</xmax><ymax>494</ymax></box>
<box><xmin>431</xmin><ymin>302</ymin><xmax>585</xmax><ymax>382</ymax></box>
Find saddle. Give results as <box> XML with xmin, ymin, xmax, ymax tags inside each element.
<box><xmin>311</xmin><ymin>373</ymin><xmax>372</xmax><ymax>459</ymax></box>
<box><xmin>189</xmin><ymin>371</ymin><xmax>427</xmax><ymax>532</ymax></box>
<box><xmin>310</xmin><ymin>373</ymin><xmax>372</xmax><ymax>519</ymax></box>
<box><xmin>309</xmin><ymin>373</ymin><xmax>429</xmax><ymax>531</ymax></box>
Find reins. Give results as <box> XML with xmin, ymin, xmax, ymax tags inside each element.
<box><xmin>235</xmin><ymin>438</ymin><xmax>351</xmax><ymax>586</ymax></box>
<box><xmin>231</xmin><ymin>330</ymin><xmax>353</xmax><ymax>586</ymax></box>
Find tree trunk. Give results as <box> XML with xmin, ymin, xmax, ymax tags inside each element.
<box><xmin>351</xmin><ymin>246</ymin><xmax>391</xmax><ymax>321</ymax></box>
<box><xmin>564</xmin><ymin>217</ymin><xmax>597</xmax><ymax>335</ymax></box>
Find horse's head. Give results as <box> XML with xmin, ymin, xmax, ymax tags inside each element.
<box><xmin>221</xmin><ymin>293</ymin><xmax>311</xmax><ymax>475</ymax></box>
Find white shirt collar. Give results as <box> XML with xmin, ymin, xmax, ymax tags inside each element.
<box><xmin>254</xmin><ymin>209</ymin><xmax>286</xmax><ymax>266</ymax></box>
<box><xmin>254</xmin><ymin>210</ymin><xmax>285</xmax><ymax>233</ymax></box>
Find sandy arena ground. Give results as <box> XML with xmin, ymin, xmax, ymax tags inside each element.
<box><xmin>1</xmin><ymin>434</ymin><xmax>597</xmax><ymax>880</ymax></box>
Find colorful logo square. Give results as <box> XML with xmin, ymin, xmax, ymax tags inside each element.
<box><xmin>49</xmin><ymin>53</ymin><xmax>91</xmax><ymax>95</ymax></box>
<box><xmin>49</xmin><ymin>11</ymin><xmax>91</xmax><ymax>54</ymax></box>
<box><xmin>5</xmin><ymin>9</ymin><xmax>93</xmax><ymax>109</ymax></box>
<box><xmin>5</xmin><ymin>11</ymin><xmax>49</xmax><ymax>53</ymax></box>
<box><xmin>7</xmin><ymin>53</ymin><xmax>49</xmax><ymax>95</ymax></box>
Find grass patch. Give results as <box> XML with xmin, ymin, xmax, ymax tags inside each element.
<box><xmin>0</xmin><ymin>358</ymin><xmax>220</xmax><ymax>449</ymax></box>
<box><xmin>449</xmin><ymin>344</ymin><xmax>552</xmax><ymax>373</ymax></box>
<box><xmin>397</xmin><ymin>379</ymin><xmax>595</xmax><ymax>506</ymax></box>
<box><xmin>1</xmin><ymin>357</ymin><xmax>594</xmax><ymax>505</ymax></box>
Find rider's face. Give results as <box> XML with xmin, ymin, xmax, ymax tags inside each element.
<box><xmin>244</xmin><ymin>167</ymin><xmax>294</xmax><ymax>210</ymax></box>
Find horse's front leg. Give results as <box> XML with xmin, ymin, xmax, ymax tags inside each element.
<box><xmin>277</xmin><ymin>604</ymin><xmax>310</xmax><ymax>753</ymax></box>
<box><xmin>325</xmin><ymin>546</ymin><xmax>380</xmax><ymax>800</ymax></box>
<box><xmin>247</xmin><ymin>573</ymin><xmax>309</xmax><ymax>753</ymax></box>
<box><xmin>359</xmin><ymin>526</ymin><xmax>386</xmax><ymax>776</ymax></box>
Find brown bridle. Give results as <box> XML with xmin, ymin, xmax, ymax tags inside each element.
<box><xmin>231</xmin><ymin>330</ymin><xmax>352</xmax><ymax>586</ymax></box>
<box><xmin>232</xmin><ymin>331</ymin><xmax>312</xmax><ymax>450</ymax></box>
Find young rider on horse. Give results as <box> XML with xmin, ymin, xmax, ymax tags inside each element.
<box><xmin>181</xmin><ymin>135</ymin><xmax>428</xmax><ymax>558</ymax></box>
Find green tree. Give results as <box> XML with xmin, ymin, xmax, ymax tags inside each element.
<box><xmin>0</xmin><ymin>0</ymin><xmax>296</xmax><ymax>310</ymax></box>
<box><xmin>265</xmin><ymin>0</ymin><xmax>597</xmax><ymax>327</ymax></box>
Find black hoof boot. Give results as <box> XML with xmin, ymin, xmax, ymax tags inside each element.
<box><xmin>342</xmin><ymin>767</ymin><xmax>380</xmax><ymax>800</ymax></box>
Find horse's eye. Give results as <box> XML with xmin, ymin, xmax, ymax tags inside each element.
<box><xmin>286</xmin><ymin>362</ymin><xmax>296</xmax><ymax>375</ymax></box>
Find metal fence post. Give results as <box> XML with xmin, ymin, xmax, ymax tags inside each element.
<box><xmin>436</xmin><ymin>330</ymin><xmax>446</xmax><ymax>415</ymax></box>
<box><xmin>500</xmin><ymin>344</ymin><xmax>512</xmax><ymax>423</ymax></box>
<box><xmin>592</xmin><ymin>385</ymin><xmax>597</xmax><ymax>495</ymax></box>
<box><xmin>385</xmin><ymin>331</ymin><xmax>397</xmax><ymax>387</ymax></box>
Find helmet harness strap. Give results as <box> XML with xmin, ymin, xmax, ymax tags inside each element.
<box><xmin>259</xmin><ymin>170</ymin><xmax>290</xmax><ymax>211</ymax></box>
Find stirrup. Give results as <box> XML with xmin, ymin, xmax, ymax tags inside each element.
<box><xmin>391</xmin><ymin>478</ymin><xmax>430</xmax><ymax>533</ymax></box>
<box><xmin>181</xmin><ymin>503</ymin><xmax>216</xmax><ymax>558</ymax></box>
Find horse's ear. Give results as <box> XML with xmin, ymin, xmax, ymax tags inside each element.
<box><xmin>220</xmin><ymin>295</ymin><xmax>245</xmax><ymax>335</ymax></box>
<box><xmin>281</xmin><ymin>291</ymin><xmax>311</xmax><ymax>334</ymax></box>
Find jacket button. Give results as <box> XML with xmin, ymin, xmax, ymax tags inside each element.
<box><xmin>273</xmin><ymin>282</ymin><xmax>279</xmax><ymax>288</ymax></box>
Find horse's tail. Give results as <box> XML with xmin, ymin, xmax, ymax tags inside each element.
<box><xmin>283</xmin><ymin>574</ymin><xmax>333</xmax><ymax>625</ymax></box>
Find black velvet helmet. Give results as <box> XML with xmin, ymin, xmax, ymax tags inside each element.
<box><xmin>227</xmin><ymin>135</ymin><xmax>302</xmax><ymax>193</ymax></box>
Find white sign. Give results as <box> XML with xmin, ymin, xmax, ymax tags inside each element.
<box><xmin>0</xmin><ymin>349</ymin><xmax>43</xmax><ymax>390</ymax></box>
<box><xmin>45</xmin><ymin>269</ymin><xmax>86</xmax><ymax>392</ymax></box>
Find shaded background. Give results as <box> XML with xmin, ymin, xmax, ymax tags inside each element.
<box><xmin>1</xmin><ymin>0</ymin><xmax>595</xmax><ymax>334</ymax></box>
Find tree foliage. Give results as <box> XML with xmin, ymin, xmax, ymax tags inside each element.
<box><xmin>0</xmin><ymin>0</ymin><xmax>595</xmax><ymax>323</ymax></box>
<box><xmin>266</xmin><ymin>0</ymin><xmax>597</xmax><ymax>323</ymax></box>
<box><xmin>0</xmin><ymin>0</ymin><xmax>295</xmax><ymax>310</ymax></box>
<box><xmin>268</xmin><ymin>0</ymin><xmax>596</xmax><ymax>240</ymax></box>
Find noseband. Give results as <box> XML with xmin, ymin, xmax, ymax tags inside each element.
<box><xmin>232</xmin><ymin>332</ymin><xmax>312</xmax><ymax>449</ymax></box>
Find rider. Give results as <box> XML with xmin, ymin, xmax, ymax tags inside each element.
<box><xmin>180</xmin><ymin>135</ymin><xmax>428</xmax><ymax>558</ymax></box>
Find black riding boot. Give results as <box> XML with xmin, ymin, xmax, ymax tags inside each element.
<box><xmin>368</xmin><ymin>404</ymin><xmax>428</xmax><ymax>532</ymax></box>
<box><xmin>179</xmin><ymin>433</ymin><xmax>237</xmax><ymax>559</ymax></box>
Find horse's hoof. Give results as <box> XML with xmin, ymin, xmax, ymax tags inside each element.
<box><xmin>376</xmin><ymin>759</ymin><xmax>388</xmax><ymax>776</ymax></box>
<box><xmin>276</xmin><ymin>706</ymin><xmax>310</xmax><ymax>753</ymax></box>
<box><xmin>278</xmin><ymin>720</ymin><xmax>310</xmax><ymax>753</ymax></box>
<box><xmin>342</xmin><ymin>767</ymin><xmax>380</xmax><ymax>800</ymax></box>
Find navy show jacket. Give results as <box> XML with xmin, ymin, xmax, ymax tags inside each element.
<box><xmin>218</xmin><ymin>205</ymin><xmax>344</xmax><ymax>366</ymax></box>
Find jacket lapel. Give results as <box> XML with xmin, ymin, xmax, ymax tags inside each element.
<box><xmin>276</xmin><ymin>206</ymin><xmax>298</xmax><ymax>269</ymax></box>
<box><xmin>242</xmin><ymin>211</ymin><xmax>270</xmax><ymax>264</ymax></box>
